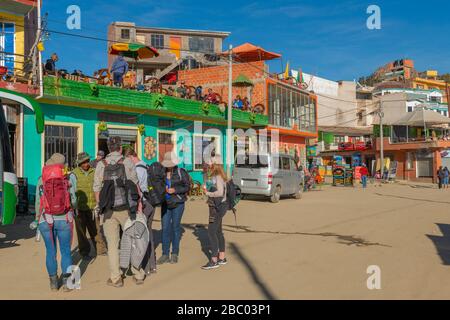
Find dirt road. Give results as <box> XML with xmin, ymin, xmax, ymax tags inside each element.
<box><xmin>1</xmin><ymin>183</ymin><xmax>450</xmax><ymax>299</ymax></box>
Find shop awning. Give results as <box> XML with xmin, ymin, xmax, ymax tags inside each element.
<box><xmin>392</xmin><ymin>108</ymin><xmax>450</xmax><ymax>126</ymax></box>
<box><xmin>222</xmin><ymin>43</ymin><xmax>281</xmax><ymax>62</ymax></box>
<box><xmin>0</xmin><ymin>88</ymin><xmax>44</xmax><ymax>134</ymax></box>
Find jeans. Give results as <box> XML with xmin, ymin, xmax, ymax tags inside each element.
<box><xmin>39</xmin><ymin>220</ymin><xmax>73</xmax><ymax>277</ymax></box>
<box><xmin>113</xmin><ymin>72</ymin><xmax>123</xmax><ymax>86</ymax></box>
<box><xmin>161</xmin><ymin>202</ymin><xmax>185</xmax><ymax>256</ymax></box>
<box><xmin>207</xmin><ymin>202</ymin><xmax>227</xmax><ymax>258</ymax></box>
<box><xmin>361</xmin><ymin>176</ymin><xmax>367</xmax><ymax>188</ymax></box>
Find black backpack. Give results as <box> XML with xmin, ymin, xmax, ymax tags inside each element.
<box><xmin>225</xmin><ymin>179</ymin><xmax>241</xmax><ymax>213</ymax></box>
<box><xmin>102</xmin><ymin>159</ymin><xmax>129</xmax><ymax>211</ymax></box>
<box><xmin>137</xmin><ymin>162</ymin><xmax>166</xmax><ymax>207</ymax></box>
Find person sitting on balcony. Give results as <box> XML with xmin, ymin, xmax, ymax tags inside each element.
<box><xmin>195</xmin><ymin>86</ymin><xmax>203</xmax><ymax>101</ymax></box>
<box><xmin>242</xmin><ymin>97</ymin><xmax>250</xmax><ymax>111</ymax></box>
<box><xmin>110</xmin><ymin>53</ymin><xmax>129</xmax><ymax>87</ymax></box>
<box><xmin>44</xmin><ymin>53</ymin><xmax>58</xmax><ymax>75</ymax></box>
<box><xmin>233</xmin><ymin>95</ymin><xmax>243</xmax><ymax>110</ymax></box>
<box><xmin>205</xmin><ymin>89</ymin><xmax>219</xmax><ymax>105</ymax></box>
<box><xmin>176</xmin><ymin>81</ymin><xmax>187</xmax><ymax>98</ymax></box>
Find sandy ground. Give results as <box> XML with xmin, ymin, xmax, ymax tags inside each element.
<box><xmin>1</xmin><ymin>182</ymin><xmax>450</xmax><ymax>300</ymax></box>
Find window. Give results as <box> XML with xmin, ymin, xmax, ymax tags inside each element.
<box><xmin>193</xmin><ymin>134</ymin><xmax>221</xmax><ymax>171</ymax></box>
<box><xmin>407</xmin><ymin>106</ymin><xmax>413</xmax><ymax>112</ymax></box>
<box><xmin>0</xmin><ymin>22</ymin><xmax>15</xmax><ymax>73</ymax></box>
<box><xmin>158</xmin><ymin>119</ymin><xmax>174</xmax><ymax>128</ymax></box>
<box><xmin>121</xmin><ymin>28</ymin><xmax>130</xmax><ymax>40</ymax></box>
<box><xmin>151</xmin><ymin>34</ymin><xmax>164</xmax><ymax>49</ymax></box>
<box><xmin>98</xmin><ymin>112</ymin><xmax>137</xmax><ymax>124</ymax></box>
<box><xmin>189</xmin><ymin>37</ymin><xmax>214</xmax><ymax>53</ymax></box>
<box><xmin>268</xmin><ymin>83</ymin><xmax>316</xmax><ymax>133</ymax></box>
<box><xmin>430</xmin><ymin>96</ymin><xmax>441</xmax><ymax>103</ymax></box>
<box><xmin>281</xmin><ymin>157</ymin><xmax>290</xmax><ymax>171</ymax></box>
<box><xmin>44</xmin><ymin>125</ymin><xmax>79</xmax><ymax>169</ymax></box>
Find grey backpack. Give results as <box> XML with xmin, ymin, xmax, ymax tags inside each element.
<box><xmin>102</xmin><ymin>159</ymin><xmax>129</xmax><ymax>211</ymax></box>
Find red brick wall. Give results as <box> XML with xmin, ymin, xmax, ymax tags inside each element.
<box><xmin>178</xmin><ymin>61</ymin><xmax>268</xmax><ymax>113</ymax></box>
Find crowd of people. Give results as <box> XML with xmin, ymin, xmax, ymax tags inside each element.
<box><xmin>31</xmin><ymin>136</ymin><xmax>233</xmax><ymax>292</ymax></box>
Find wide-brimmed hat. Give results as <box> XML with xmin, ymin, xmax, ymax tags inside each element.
<box><xmin>161</xmin><ymin>152</ymin><xmax>179</xmax><ymax>168</ymax></box>
<box><xmin>46</xmin><ymin>153</ymin><xmax>65</xmax><ymax>166</ymax></box>
<box><xmin>76</xmin><ymin>152</ymin><xmax>91</xmax><ymax>166</ymax></box>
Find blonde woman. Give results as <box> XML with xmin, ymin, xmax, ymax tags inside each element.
<box><xmin>202</xmin><ymin>160</ymin><xmax>228</xmax><ymax>270</ymax></box>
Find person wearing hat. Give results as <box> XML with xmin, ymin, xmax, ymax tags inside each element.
<box><xmin>73</xmin><ymin>152</ymin><xmax>107</xmax><ymax>258</ymax></box>
<box><xmin>90</xmin><ymin>150</ymin><xmax>106</xmax><ymax>169</ymax></box>
<box><xmin>93</xmin><ymin>136</ymin><xmax>145</xmax><ymax>288</ymax></box>
<box><xmin>33</xmin><ymin>153</ymin><xmax>77</xmax><ymax>292</ymax></box>
<box><xmin>157</xmin><ymin>151</ymin><xmax>191</xmax><ymax>265</ymax></box>
<box><xmin>176</xmin><ymin>81</ymin><xmax>187</xmax><ymax>98</ymax></box>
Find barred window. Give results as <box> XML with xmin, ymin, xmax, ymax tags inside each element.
<box><xmin>44</xmin><ymin>125</ymin><xmax>79</xmax><ymax>169</ymax></box>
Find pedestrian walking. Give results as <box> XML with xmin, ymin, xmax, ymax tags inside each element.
<box><xmin>125</xmin><ymin>148</ymin><xmax>157</xmax><ymax>274</ymax></box>
<box><xmin>93</xmin><ymin>137</ymin><xmax>146</xmax><ymax>287</ymax></box>
<box><xmin>34</xmin><ymin>153</ymin><xmax>77</xmax><ymax>292</ymax></box>
<box><xmin>157</xmin><ymin>152</ymin><xmax>190</xmax><ymax>265</ymax></box>
<box><xmin>202</xmin><ymin>157</ymin><xmax>228</xmax><ymax>270</ymax></box>
<box><xmin>444</xmin><ymin>167</ymin><xmax>450</xmax><ymax>189</ymax></box>
<box><xmin>438</xmin><ymin>166</ymin><xmax>445</xmax><ymax>189</ymax></box>
<box><xmin>360</xmin><ymin>164</ymin><xmax>369</xmax><ymax>189</ymax></box>
<box><xmin>73</xmin><ymin>152</ymin><xmax>107</xmax><ymax>258</ymax></box>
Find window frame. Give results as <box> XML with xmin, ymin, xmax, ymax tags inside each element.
<box><xmin>193</xmin><ymin>133</ymin><xmax>222</xmax><ymax>171</ymax></box>
<box><xmin>41</xmin><ymin>121</ymin><xmax>84</xmax><ymax>169</ymax></box>
<box><xmin>151</xmin><ymin>34</ymin><xmax>164</xmax><ymax>49</ymax></box>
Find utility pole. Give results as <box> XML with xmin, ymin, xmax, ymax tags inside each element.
<box><xmin>37</xmin><ymin>0</ymin><xmax>43</xmax><ymax>98</ymax></box>
<box><xmin>446</xmin><ymin>81</ymin><xmax>450</xmax><ymax>118</ymax></box>
<box><xmin>226</xmin><ymin>44</ymin><xmax>233</xmax><ymax>178</ymax></box>
<box><xmin>378</xmin><ymin>100</ymin><xmax>385</xmax><ymax>179</ymax></box>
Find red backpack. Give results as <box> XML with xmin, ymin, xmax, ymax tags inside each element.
<box><xmin>40</xmin><ymin>164</ymin><xmax>72</xmax><ymax>215</ymax></box>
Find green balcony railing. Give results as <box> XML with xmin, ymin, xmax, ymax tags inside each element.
<box><xmin>43</xmin><ymin>76</ymin><xmax>268</xmax><ymax>128</ymax></box>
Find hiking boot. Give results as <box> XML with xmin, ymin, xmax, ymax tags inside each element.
<box><xmin>133</xmin><ymin>277</ymin><xmax>145</xmax><ymax>285</ymax></box>
<box><xmin>49</xmin><ymin>275</ymin><xmax>59</xmax><ymax>292</ymax></box>
<box><xmin>107</xmin><ymin>278</ymin><xmax>124</xmax><ymax>288</ymax></box>
<box><xmin>62</xmin><ymin>274</ymin><xmax>73</xmax><ymax>292</ymax></box>
<box><xmin>201</xmin><ymin>260</ymin><xmax>220</xmax><ymax>270</ymax></box>
<box><xmin>157</xmin><ymin>255</ymin><xmax>170</xmax><ymax>265</ymax></box>
<box><xmin>218</xmin><ymin>258</ymin><xmax>228</xmax><ymax>266</ymax></box>
<box><xmin>170</xmin><ymin>254</ymin><xmax>179</xmax><ymax>264</ymax></box>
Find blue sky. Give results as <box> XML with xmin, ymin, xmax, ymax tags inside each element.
<box><xmin>43</xmin><ymin>0</ymin><xmax>450</xmax><ymax>81</ymax></box>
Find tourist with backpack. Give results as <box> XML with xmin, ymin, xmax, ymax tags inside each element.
<box><xmin>201</xmin><ymin>157</ymin><xmax>229</xmax><ymax>270</ymax></box>
<box><xmin>124</xmin><ymin>148</ymin><xmax>157</xmax><ymax>274</ymax></box>
<box><xmin>73</xmin><ymin>152</ymin><xmax>107</xmax><ymax>258</ymax></box>
<box><xmin>93</xmin><ymin>137</ymin><xmax>145</xmax><ymax>287</ymax></box>
<box><xmin>157</xmin><ymin>152</ymin><xmax>190</xmax><ymax>265</ymax></box>
<box><xmin>34</xmin><ymin>153</ymin><xmax>77</xmax><ymax>292</ymax></box>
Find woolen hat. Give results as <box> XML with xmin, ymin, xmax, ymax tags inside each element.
<box><xmin>46</xmin><ymin>153</ymin><xmax>65</xmax><ymax>166</ymax></box>
<box><xmin>76</xmin><ymin>152</ymin><xmax>91</xmax><ymax>166</ymax></box>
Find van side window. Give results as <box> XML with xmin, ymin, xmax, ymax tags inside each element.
<box><xmin>290</xmin><ymin>159</ymin><xmax>298</xmax><ymax>171</ymax></box>
<box><xmin>282</xmin><ymin>157</ymin><xmax>290</xmax><ymax>171</ymax></box>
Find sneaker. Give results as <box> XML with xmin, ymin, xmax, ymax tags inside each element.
<box><xmin>133</xmin><ymin>277</ymin><xmax>145</xmax><ymax>285</ymax></box>
<box><xmin>62</xmin><ymin>274</ymin><xmax>73</xmax><ymax>292</ymax></box>
<box><xmin>170</xmin><ymin>254</ymin><xmax>179</xmax><ymax>264</ymax></box>
<box><xmin>157</xmin><ymin>255</ymin><xmax>170</xmax><ymax>265</ymax></box>
<box><xmin>107</xmin><ymin>278</ymin><xmax>124</xmax><ymax>288</ymax></box>
<box><xmin>218</xmin><ymin>258</ymin><xmax>228</xmax><ymax>266</ymax></box>
<box><xmin>201</xmin><ymin>260</ymin><xmax>220</xmax><ymax>270</ymax></box>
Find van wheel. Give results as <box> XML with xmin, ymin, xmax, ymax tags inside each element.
<box><xmin>270</xmin><ymin>186</ymin><xmax>281</xmax><ymax>203</ymax></box>
<box><xmin>293</xmin><ymin>186</ymin><xmax>303</xmax><ymax>200</ymax></box>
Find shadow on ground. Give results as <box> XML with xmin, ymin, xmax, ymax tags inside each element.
<box><xmin>0</xmin><ymin>215</ymin><xmax>35</xmax><ymax>249</ymax></box>
<box><xmin>427</xmin><ymin>224</ymin><xmax>450</xmax><ymax>265</ymax></box>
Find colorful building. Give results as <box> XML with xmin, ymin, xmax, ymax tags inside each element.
<box><xmin>178</xmin><ymin>59</ymin><xmax>318</xmax><ymax>165</ymax></box>
<box><xmin>20</xmin><ymin>76</ymin><xmax>268</xmax><ymax>197</ymax></box>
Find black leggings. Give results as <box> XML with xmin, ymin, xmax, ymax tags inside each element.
<box><xmin>207</xmin><ymin>202</ymin><xmax>227</xmax><ymax>258</ymax></box>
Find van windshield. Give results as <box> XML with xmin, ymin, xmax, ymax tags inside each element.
<box><xmin>235</xmin><ymin>154</ymin><xmax>269</xmax><ymax>168</ymax></box>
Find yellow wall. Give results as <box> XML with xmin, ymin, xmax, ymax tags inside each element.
<box><xmin>0</xmin><ymin>11</ymin><xmax>25</xmax><ymax>76</ymax></box>
<box><xmin>413</xmin><ymin>77</ymin><xmax>446</xmax><ymax>91</ymax></box>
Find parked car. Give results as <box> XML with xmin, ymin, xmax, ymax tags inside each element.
<box><xmin>232</xmin><ymin>154</ymin><xmax>304</xmax><ymax>203</ymax></box>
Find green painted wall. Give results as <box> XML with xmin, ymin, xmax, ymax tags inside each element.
<box><xmin>24</xmin><ymin>103</ymin><xmax>229</xmax><ymax>197</ymax></box>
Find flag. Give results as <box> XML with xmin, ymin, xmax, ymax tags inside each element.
<box><xmin>297</xmin><ymin>68</ymin><xmax>303</xmax><ymax>83</ymax></box>
<box><xmin>284</xmin><ymin>61</ymin><xmax>290</xmax><ymax>79</ymax></box>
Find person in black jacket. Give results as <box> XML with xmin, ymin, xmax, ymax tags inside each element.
<box><xmin>157</xmin><ymin>152</ymin><xmax>190</xmax><ymax>265</ymax></box>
